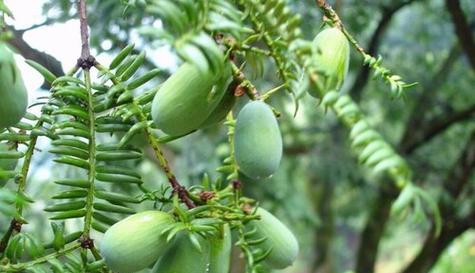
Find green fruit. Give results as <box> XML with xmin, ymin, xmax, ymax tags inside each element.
<box><xmin>308</xmin><ymin>27</ymin><xmax>350</xmax><ymax>97</ymax></box>
<box><xmin>209</xmin><ymin>224</ymin><xmax>232</xmax><ymax>273</ymax></box>
<box><xmin>101</xmin><ymin>211</ymin><xmax>175</xmax><ymax>273</ymax></box>
<box><xmin>152</xmin><ymin>234</ymin><xmax>207</xmax><ymax>273</ymax></box>
<box><xmin>234</xmin><ymin>101</ymin><xmax>282</xmax><ymax>179</ymax></box>
<box><xmin>0</xmin><ymin>143</ymin><xmax>18</xmax><ymax>187</ymax></box>
<box><xmin>151</xmin><ymin>63</ymin><xmax>231</xmax><ymax>136</ymax></box>
<box><xmin>201</xmin><ymin>86</ymin><xmax>236</xmax><ymax>127</ymax></box>
<box><xmin>0</xmin><ymin>43</ymin><xmax>28</xmax><ymax>128</ymax></box>
<box><xmin>247</xmin><ymin>208</ymin><xmax>299</xmax><ymax>269</ymax></box>
<box><xmin>153</xmin><ymin>224</ymin><xmax>232</xmax><ymax>273</ymax></box>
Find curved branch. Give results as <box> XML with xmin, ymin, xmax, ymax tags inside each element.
<box><xmin>355</xmin><ymin>41</ymin><xmax>463</xmax><ymax>273</ymax></box>
<box><xmin>400</xmin><ymin>217</ymin><xmax>471</xmax><ymax>273</ymax></box>
<box><xmin>401</xmin><ymin>131</ymin><xmax>475</xmax><ymax>273</ymax></box>
<box><xmin>8</xmin><ymin>28</ymin><xmax>64</xmax><ymax>88</ymax></box>
<box><xmin>399</xmin><ymin>44</ymin><xmax>461</xmax><ymax>153</ymax></box>
<box><xmin>402</xmin><ymin>103</ymin><xmax>475</xmax><ymax>154</ymax></box>
<box><xmin>16</xmin><ymin>17</ymin><xmax>60</xmax><ymax>33</ymax></box>
<box><xmin>350</xmin><ymin>0</ymin><xmax>420</xmax><ymax>101</ymax></box>
<box><xmin>355</xmin><ymin>181</ymin><xmax>399</xmax><ymax>273</ymax></box>
<box><xmin>445</xmin><ymin>0</ymin><xmax>475</xmax><ymax>69</ymax></box>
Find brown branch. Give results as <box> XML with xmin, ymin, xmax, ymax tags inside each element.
<box><xmin>355</xmin><ymin>46</ymin><xmax>469</xmax><ymax>273</ymax></box>
<box><xmin>401</xmin><ymin>132</ymin><xmax>475</xmax><ymax>273</ymax></box>
<box><xmin>441</xmin><ymin>130</ymin><xmax>475</xmax><ymax>211</ymax></box>
<box><xmin>0</xmin><ymin>220</ymin><xmax>22</xmax><ymax>256</ymax></box>
<box><xmin>399</xmin><ymin>44</ymin><xmax>461</xmax><ymax>153</ymax></box>
<box><xmin>402</xmin><ymin>104</ymin><xmax>475</xmax><ymax>154</ymax></box>
<box><xmin>8</xmin><ymin>28</ymin><xmax>64</xmax><ymax>88</ymax></box>
<box><xmin>76</xmin><ymin>0</ymin><xmax>95</xmax><ymax>69</ymax></box>
<box><xmin>445</xmin><ymin>0</ymin><xmax>475</xmax><ymax>69</ymax></box>
<box><xmin>355</xmin><ymin>181</ymin><xmax>399</xmax><ymax>273</ymax></box>
<box><xmin>16</xmin><ymin>17</ymin><xmax>63</xmax><ymax>33</ymax></box>
<box><xmin>350</xmin><ymin>0</ymin><xmax>420</xmax><ymax>101</ymax></box>
<box><xmin>355</xmin><ymin>36</ymin><xmax>465</xmax><ymax>273</ymax></box>
<box><xmin>401</xmin><ymin>215</ymin><xmax>472</xmax><ymax>273</ymax></box>
<box><xmin>78</xmin><ymin>0</ymin><xmax>90</xmax><ymax>60</ymax></box>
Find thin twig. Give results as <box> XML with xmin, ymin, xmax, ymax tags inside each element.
<box><xmin>314</xmin><ymin>0</ymin><xmax>365</xmax><ymax>54</ymax></box>
<box><xmin>77</xmin><ymin>0</ymin><xmax>90</xmax><ymax>60</ymax></box>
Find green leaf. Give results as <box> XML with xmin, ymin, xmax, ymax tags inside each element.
<box><xmin>110</xmin><ymin>44</ymin><xmax>135</xmax><ymax>70</ymax></box>
<box><xmin>49</xmin><ymin>209</ymin><xmax>87</xmax><ymax>220</ymax></box>
<box><xmin>93</xmin><ymin>202</ymin><xmax>135</xmax><ymax>214</ymax></box>
<box><xmin>25</xmin><ymin>60</ymin><xmax>57</xmax><ymax>83</ymax></box>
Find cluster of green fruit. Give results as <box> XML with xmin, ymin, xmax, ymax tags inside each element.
<box><xmin>0</xmin><ymin>24</ymin><xmax>350</xmax><ymax>272</ymax></box>
<box><xmin>100</xmin><ymin>208</ymin><xmax>298</xmax><ymax>273</ymax></box>
<box><xmin>150</xmin><ymin>63</ymin><xmax>283</xmax><ymax>180</ymax></box>
<box><xmin>149</xmin><ymin>27</ymin><xmax>349</xmax><ymax>180</ymax></box>
<box><xmin>0</xmin><ymin>43</ymin><xmax>28</xmax><ymax>187</ymax></box>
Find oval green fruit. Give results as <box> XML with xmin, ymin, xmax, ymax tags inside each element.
<box><xmin>0</xmin><ymin>43</ymin><xmax>28</xmax><ymax>128</ymax></box>
<box><xmin>308</xmin><ymin>27</ymin><xmax>350</xmax><ymax>97</ymax></box>
<box><xmin>209</xmin><ymin>224</ymin><xmax>232</xmax><ymax>273</ymax></box>
<box><xmin>152</xmin><ymin>233</ymin><xmax>207</xmax><ymax>273</ymax></box>
<box><xmin>153</xmin><ymin>224</ymin><xmax>232</xmax><ymax>273</ymax></box>
<box><xmin>101</xmin><ymin>211</ymin><xmax>175</xmax><ymax>273</ymax></box>
<box><xmin>151</xmin><ymin>63</ymin><xmax>230</xmax><ymax>136</ymax></box>
<box><xmin>200</xmin><ymin>86</ymin><xmax>236</xmax><ymax>127</ymax></box>
<box><xmin>0</xmin><ymin>143</ymin><xmax>18</xmax><ymax>187</ymax></box>
<box><xmin>234</xmin><ymin>101</ymin><xmax>282</xmax><ymax>179</ymax></box>
<box><xmin>247</xmin><ymin>208</ymin><xmax>299</xmax><ymax>269</ymax></box>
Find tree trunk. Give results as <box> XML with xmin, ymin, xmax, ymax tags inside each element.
<box><xmin>401</xmin><ymin>223</ymin><xmax>469</xmax><ymax>273</ymax></box>
<box><xmin>355</xmin><ymin>182</ymin><xmax>398</xmax><ymax>273</ymax></box>
<box><xmin>312</xmin><ymin>180</ymin><xmax>334</xmax><ymax>273</ymax></box>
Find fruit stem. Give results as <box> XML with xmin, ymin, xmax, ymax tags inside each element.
<box><xmin>230</xmin><ymin>62</ymin><xmax>260</xmax><ymax>100</ymax></box>
<box><xmin>314</xmin><ymin>0</ymin><xmax>366</xmax><ymax>56</ymax></box>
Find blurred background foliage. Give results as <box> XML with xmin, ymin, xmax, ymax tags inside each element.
<box><xmin>1</xmin><ymin>0</ymin><xmax>475</xmax><ymax>273</ymax></box>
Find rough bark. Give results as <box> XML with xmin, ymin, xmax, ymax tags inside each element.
<box><xmin>353</xmin><ymin>46</ymin><xmax>462</xmax><ymax>273</ymax></box>
<box><xmin>400</xmin><ymin>131</ymin><xmax>475</xmax><ymax>273</ymax></box>
<box><xmin>401</xmin><ymin>220</ymin><xmax>471</xmax><ymax>273</ymax></box>
<box><xmin>355</xmin><ymin>182</ymin><xmax>399</xmax><ymax>273</ymax></box>
<box><xmin>312</xmin><ymin>180</ymin><xmax>334</xmax><ymax>273</ymax></box>
<box><xmin>445</xmin><ymin>0</ymin><xmax>475</xmax><ymax>69</ymax></box>
<box><xmin>8</xmin><ymin>28</ymin><xmax>64</xmax><ymax>88</ymax></box>
<box><xmin>399</xmin><ymin>44</ymin><xmax>461</xmax><ymax>154</ymax></box>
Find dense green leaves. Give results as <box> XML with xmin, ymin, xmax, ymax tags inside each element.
<box><xmin>1</xmin><ymin>0</ymin><xmax>474</xmax><ymax>273</ymax></box>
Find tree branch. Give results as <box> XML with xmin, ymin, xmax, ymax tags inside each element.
<box><xmin>355</xmin><ymin>181</ymin><xmax>399</xmax><ymax>273</ymax></box>
<box><xmin>8</xmin><ymin>28</ymin><xmax>64</xmax><ymax>88</ymax></box>
<box><xmin>445</xmin><ymin>0</ymin><xmax>475</xmax><ymax>69</ymax></box>
<box><xmin>350</xmin><ymin>0</ymin><xmax>420</xmax><ymax>101</ymax></box>
<box><xmin>441</xmin><ymin>130</ymin><xmax>475</xmax><ymax>211</ymax></box>
<box><xmin>78</xmin><ymin>0</ymin><xmax>90</xmax><ymax>60</ymax></box>
<box><xmin>16</xmin><ymin>17</ymin><xmax>62</xmax><ymax>33</ymax></box>
<box><xmin>399</xmin><ymin>44</ymin><xmax>461</xmax><ymax>154</ymax></box>
<box><xmin>400</xmin><ymin>131</ymin><xmax>475</xmax><ymax>273</ymax></box>
<box><xmin>355</xmin><ymin>42</ymin><xmax>466</xmax><ymax>273</ymax></box>
<box><xmin>402</xmin><ymin>103</ymin><xmax>475</xmax><ymax>154</ymax></box>
<box><xmin>400</xmin><ymin>215</ymin><xmax>472</xmax><ymax>273</ymax></box>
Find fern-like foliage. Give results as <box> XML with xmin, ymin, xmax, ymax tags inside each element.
<box><xmin>136</xmin><ymin>0</ymin><xmax>245</xmax><ymax>73</ymax></box>
<box><xmin>0</xmin><ymin>45</ymin><xmax>163</xmax><ymax>271</ymax></box>
<box><xmin>0</xmin><ymin>1</ymin><xmax>438</xmax><ymax>272</ymax></box>
<box><xmin>362</xmin><ymin>54</ymin><xmax>417</xmax><ymax>98</ymax></box>
<box><xmin>237</xmin><ymin>0</ymin><xmax>305</xmax><ymax>106</ymax></box>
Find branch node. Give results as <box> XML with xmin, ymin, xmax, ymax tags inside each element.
<box><xmin>11</xmin><ymin>219</ymin><xmax>23</xmax><ymax>232</ymax></box>
<box><xmin>76</xmin><ymin>56</ymin><xmax>97</xmax><ymax>70</ymax></box>
<box><xmin>79</xmin><ymin>235</ymin><xmax>94</xmax><ymax>249</ymax></box>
